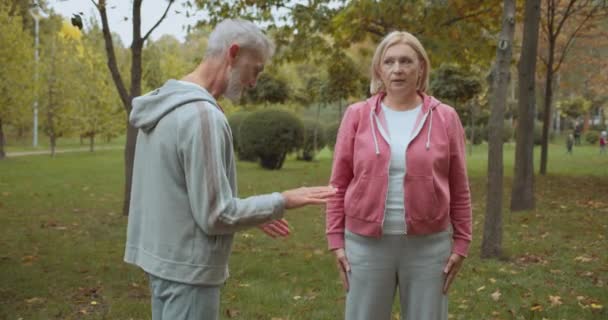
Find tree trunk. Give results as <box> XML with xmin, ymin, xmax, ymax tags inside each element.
<box><xmin>0</xmin><ymin>118</ymin><xmax>5</xmax><ymax>159</ymax></box>
<box><xmin>511</xmin><ymin>0</ymin><xmax>540</xmax><ymax>212</ymax></box>
<box><xmin>481</xmin><ymin>0</ymin><xmax>515</xmax><ymax>259</ymax></box>
<box><xmin>50</xmin><ymin>134</ymin><xmax>56</xmax><ymax>158</ymax></box>
<box><xmin>583</xmin><ymin>111</ymin><xmax>590</xmax><ymax>132</ymax></box>
<box><xmin>95</xmin><ymin>0</ymin><xmax>176</xmax><ymax>215</ymax></box>
<box><xmin>122</xmin><ymin>124</ymin><xmax>138</xmax><ymax>216</ymax></box>
<box><xmin>468</xmin><ymin>102</ymin><xmax>474</xmax><ymax>155</ymax></box>
<box><xmin>313</xmin><ymin>102</ymin><xmax>322</xmax><ymax>157</ymax></box>
<box><xmin>539</xmin><ymin>39</ymin><xmax>555</xmax><ymax>175</ymax></box>
<box><xmin>89</xmin><ymin>133</ymin><xmax>95</xmax><ymax>152</ymax></box>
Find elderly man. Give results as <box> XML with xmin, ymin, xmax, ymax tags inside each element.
<box><xmin>124</xmin><ymin>19</ymin><xmax>334</xmax><ymax>320</ymax></box>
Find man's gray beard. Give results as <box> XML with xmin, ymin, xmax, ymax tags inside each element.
<box><xmin>224</xmin><ymin>68</ymin><xmax>243</xmax><ymax>102</ymax></box>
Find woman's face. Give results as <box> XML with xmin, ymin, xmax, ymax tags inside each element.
<box><xmin>379</xmin><ymin>43</ymin><xmax>422</xmax><ymax>95</ymax></box>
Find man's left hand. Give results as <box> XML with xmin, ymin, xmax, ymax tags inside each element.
<box><xmin>258</xmin><ymin>219</ymin><xmax>290</xmax><ymax>238</ymax></box>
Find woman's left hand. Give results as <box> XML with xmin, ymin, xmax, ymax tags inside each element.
<box><xmin>443</xmin><ymin>253</ymin><xmax>465</xmax><ymax>294</ymax></box>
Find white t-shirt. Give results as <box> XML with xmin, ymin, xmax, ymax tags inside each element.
<box><xmin>381</xmin><ymin>103</ymin><xmax>421</xmax><ymax>235</ymax></box>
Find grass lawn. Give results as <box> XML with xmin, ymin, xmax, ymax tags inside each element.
<box><xmin>0</xmin><ymin>143</ymin><xmax>606</xmax><ymax>319</ymax></box>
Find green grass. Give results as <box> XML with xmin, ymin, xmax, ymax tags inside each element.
<box><xmin>0</xmin><ymin>143</ymin><xmax>606</xmax><ymax>319</ymax></box>
<box><xmin>3</xmin><ymin>135</ymin><xmax>126</xmax><ymax>153</ymax></box>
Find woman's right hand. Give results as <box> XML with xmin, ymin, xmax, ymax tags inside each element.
<box><xmin>333</xmin><ymin>248</ymin><xmax>351</xmax><ymax>291</ymax></box>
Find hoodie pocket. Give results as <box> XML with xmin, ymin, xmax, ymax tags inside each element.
<box><xmin>405</xmin><ymin>175</ymin><xmax>439</xmax><ymax>220</ymax></box>
<box><xmin>345</xmin><ymin>175</ymin><xmax>385</xmax><ymax>222</ymax></box>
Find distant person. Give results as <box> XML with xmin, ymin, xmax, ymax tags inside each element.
<box><xmin>566</xmin><ymin>133</ymin><xmax>574</xmax><ymax>155</ymax></box>
<box><xmin>326</xmin><ymin>31</ymin><xmax>472</xmax><ymax>320</ymax></box>
<box><xmin>125</xmin><ymin>19</ymin><xmax>335</xmax><ymax>320</ymax></box>
<box><xmin>600</xmin><ymin>131</ymin><xmax>607</xmax><ymax>155</ymax></box>
<box><xmin>574</xmin><ymin>122</ymin><xmax>582</xmax><ymax>145</ymax></box>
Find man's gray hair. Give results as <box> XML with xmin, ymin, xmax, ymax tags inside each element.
<box><xmin>205</xmin><ymin>19</ymin><xmax>275</xmax><ymax>61</ymax></box>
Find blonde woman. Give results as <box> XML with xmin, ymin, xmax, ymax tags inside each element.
<box><xmin>326</xmin><ymin>31</ymin><xmax>472</xmax><ymax>320</ymax></box>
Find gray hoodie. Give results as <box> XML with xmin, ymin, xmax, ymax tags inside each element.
<box><xmin>124</xmin><ymin>80</ymin><xmax>285</xmax><ymax>285</ymax></box>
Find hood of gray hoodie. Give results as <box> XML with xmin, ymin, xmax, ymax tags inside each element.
<box><xmin>129</xmin><ymin>79</ymin><xmax>217</xmax><ymax>133</ymax></box>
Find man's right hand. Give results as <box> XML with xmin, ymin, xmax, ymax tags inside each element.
<box><xmin>281</xmin><ymin>186</ymin><xmax>335</xmax><ymax>209</ymax></box>
<box><xmin>333</xmin><ymin>248</ymin><xmax>350</xmax><ymax>291</ymax></box>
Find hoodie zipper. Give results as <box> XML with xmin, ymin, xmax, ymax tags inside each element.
<box><xmin>371</xmin><ymin>104</ymin><xmax>434</xmax><ymax>236</ymax></box>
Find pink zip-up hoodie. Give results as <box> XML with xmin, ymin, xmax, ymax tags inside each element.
<box><xmin>326</xmin><ymin>92</ymin><xmax>472</xmax><ymax>257</ymax></box>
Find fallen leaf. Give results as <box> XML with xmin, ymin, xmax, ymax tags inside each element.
<box><xmin>476</xmin><ymin>286</ymin><xmax>486</xmax><ymax>292</ymax></box>
<box><xmin>489</xmin><ymin>278</ymin><xmax>497</xmax><ymax>283</ymax></box>
<box><xmin>293</xmin><ymin>295</ymin><xmax>302</xmax><ymax>300</ymax></box>
<box><xmin>549</xmin><ymin>295</ymin><xmax>562</xmax><ymax>307</ymax></box>
<box><xmin>491</xmin><ymin>290</ymin><xmax>501</xmax><ymax>301</ymax></box>
<box><xmin>530</xmin><ymin>303</ymin><xmax>543</xmax><ymax>311</ymax></box>
<box><xmin>574</xmin><ymin>255</ymin><xmax>593</xmax><ymax>263</ymax></box>
<box><xmin>25</xmin><ymin>297</ymin><xmax>45</xmax><ymax>304</ymax></box>
<box><xmin>590</xmin><ymin>303</ymin><xmax>603</xmax><ymax>310</ymax></box>
<box><xmin>225</xmin><ymin>309</ymin><xmax>240</xmax><ymax>318</ymax></box>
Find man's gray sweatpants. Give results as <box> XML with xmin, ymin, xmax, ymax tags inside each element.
<box><xmin>344</xmin><ymin>230</ymin><xmax>451</xmax><ymax>320</ymax></box>
<box><xmin>148</xmin><ymin>274</ymin><xmax>221</xmax><ymax>320</ymax></box>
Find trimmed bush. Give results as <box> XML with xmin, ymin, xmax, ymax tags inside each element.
<box><xmin>227</xmin><ymin>112</ymin><xmax>257</xmax><ymax>161</ymax></box>
<box><xmin>502</xmin><ymin>120</ymin><xmax>514</xmax><ymax>142</ymax></box>
<box><xmin>586</xmin><ymin>130</ymin><xmax>600</xmax><ymax>145</ymax></box>
<box><xmin>465</xmin><ymin>125</ymin><xmax>485</xmax><ymax>145</ymax></box>
<box><xmin>240</xmin><ymin>109</ymin><xmax>304</xmax><ymax>170</ymax></box>
<box><xmin>298</xmin><ymin>120</ymin><xmax>327</xmax><ymax>161</ymax></box>
<box><xmin>325</xmin><ymin>122</ymin><xmax>340</xmax><ymax>151</ymax></box>
<box><xmin>484</xmin><ymin>120</ymin><xmax>514</xmax><ymax>143</ymax></box>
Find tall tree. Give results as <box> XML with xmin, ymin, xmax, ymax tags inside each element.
<box><xmin>538</xmin><ymin>0</ymin><xmax>607</xmax><ymax>175</ymax></box>
<box><xmin>77</xmin><ymin>27</ymin><xmax>121</xmax><ymax>152</ymax></box>
<box><xmin>429</xmin><ymin>64</ymin><xmax>482</xmax><ymax>153</ymax></box>
<box><xmin>511</xmin><ymin>0</ymin><xmax>541</xmax><ymax>212</ymax></box>
<box><xmin>91</xmin><ymin>0</ymin><xmax>176</xmax><ymax>215</ymax></box>
<box><xmin>195</xmin><ymin>0</ymin><xmax>503</xmax><ymax>70</ymax></box>
<box><xmin>326</xmin><ymin>49</ymin><xmax>362</xmax><ymax>119</ymax></box>
<box><xmin>39</xmin><ymin>21</ymin><xmax>82</xmax><ymax>157</ymax></box>
<box><xmin>481</xmin><ymin>0</ymin><xmax>516</xmax><ymax>259</ymax></box>
<box><xmin>0</xmin><ymin>4</ymin><xmax>34</xmax><ymax>158</ymax></box>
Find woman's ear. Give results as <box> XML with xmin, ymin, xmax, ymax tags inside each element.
<box><xmin>227</xmin><ymin>43</ymin><xmax>240</xmax><ymax>66</ymax></box>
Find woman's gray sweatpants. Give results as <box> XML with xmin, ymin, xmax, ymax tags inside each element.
<box><xmin>344</xmin><ymin>230</ymin><xmax>451</xmax><ymax>320</ymax></box>
<box><xmin>148</xmin><ymin>274</ymin><xmax>221</xmax><ymax>320</ymax></box>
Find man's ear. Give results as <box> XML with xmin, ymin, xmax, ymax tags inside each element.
<box><xmin>227</xmin><ymin>44</ymin><xmax>240</xmax><ymax>66</ymax></box>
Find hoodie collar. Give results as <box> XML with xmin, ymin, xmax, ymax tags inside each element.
<box><xmin>367</xmin><ymin>91</ymin><xmax>440</xmax><ymax>115</ymax></box>
<box><xmin>366</xmin><ymin>91</ymin><xmax>442</xmax><ymax>155</ymax></box>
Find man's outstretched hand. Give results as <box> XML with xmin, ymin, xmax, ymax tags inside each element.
<box><xmin>282</xmin><ymin>186</ymin><xmax>336</xmax><ymax>209</ymax></box>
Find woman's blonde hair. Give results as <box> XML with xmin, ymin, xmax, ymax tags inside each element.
<box><xmin>369</xmin><ymin>31</ymin><xmax>431</xmax><ymax>95</ymax></box>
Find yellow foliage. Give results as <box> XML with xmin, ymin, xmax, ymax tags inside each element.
<box><xmin>59</xmin><ymin>20</ymin><xmax>82</xmax><ymax>40</ymax></box>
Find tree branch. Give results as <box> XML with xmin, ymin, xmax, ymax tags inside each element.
<box><xmin>142</xmin><ymin>0</ymin><xmax>176</xmax><ymax>42</ymax></box>
<box><xmin>553</xmin><ymin>0</ymin><xmax>578</xmax><ymax>38</ymax></box>
<box><xmin>93</xmin><ymin>0</ymin><xmax>129</xmax><ymax>109</ymax></box>
<box><xmin>554</xmin><ymin>6</ymin><xmax>597</xmax><ymax>71</ymax></box>
<box><xmin>440</xmin><ymin>7</ymin><xmax>494</xmax><ymax>27</ymax></box>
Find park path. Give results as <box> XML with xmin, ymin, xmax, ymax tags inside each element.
<box><xmin>6</xmin><ymin>145</ymin><xmax>123</xmax><ymax>157</ymax></box>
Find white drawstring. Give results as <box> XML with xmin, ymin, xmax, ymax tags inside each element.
<box><xmin>426</xmin><ymin>107</ymin><xmax>433</xmax><ymax>150</ymax></box>
<box><xmin>370</xmin><ymin>110</ymin><xmax>380</xmax><ymax>155</ymax></box>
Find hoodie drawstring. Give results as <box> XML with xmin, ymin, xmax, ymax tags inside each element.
<box><xmin>370</xmin><ymin>110</ymin><xmax>380</xmax><ymax>155</ymax></box>
<box><xmin>426</xmin><ymin>108</ymin><xmax>433</xmax><ymax>150</ymax></box>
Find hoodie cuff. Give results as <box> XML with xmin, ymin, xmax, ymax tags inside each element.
<box><xmin>270</xmin><ymin>192</ymin><xmax>286</xmax><ymax>219</ymax></box>
<box><xmin>327</xmin><ymin>233</ymin><xmax>345</xmax><ymax>250</ymax></box>
<box><xmin>452</xmin><ymin>238</ymin><xmax>471</xmax><ymax>258</ymax></box>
